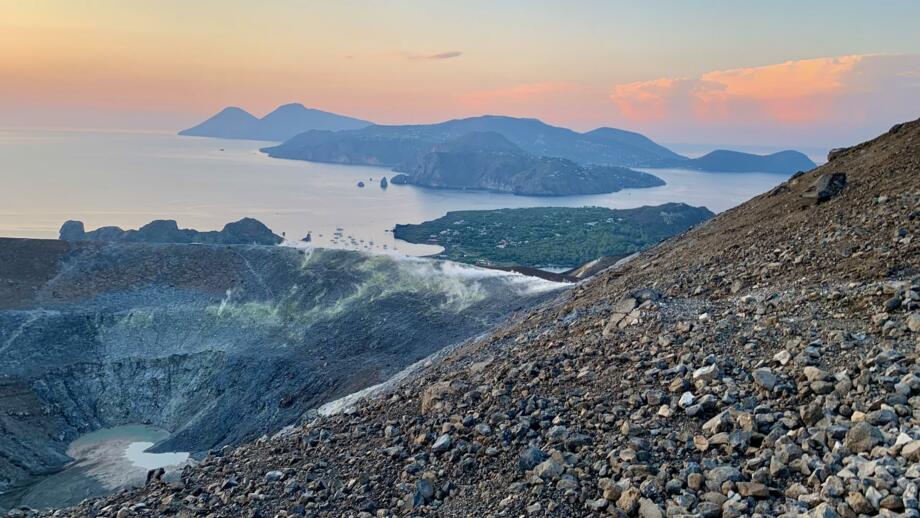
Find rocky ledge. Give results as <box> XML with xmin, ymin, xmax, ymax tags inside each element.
<box><xmin>39</xmin><ymin>117</ymin><xmax>920</xmax><ymax>517</ymax></box>
<box><xmin>59</xmin><ymin>217</ymin><xmax>283</xmax><ymax>246</ymax></box>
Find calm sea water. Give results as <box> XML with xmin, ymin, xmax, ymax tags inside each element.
<box><xmin>0</xmin><ymin>128</ymin><xmax>788</xmax><ymax>254</ymax></box>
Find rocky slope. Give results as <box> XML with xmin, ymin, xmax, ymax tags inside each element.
<box><xmin>389</xmin><ymin>132</ymin><xmax>664</xmax><ymax>196</ymax></box>
<box><xmin>44</xmin><ymin>117</ymin><xmax>920</xmax><ymax>517</ymax></box>
<box><xmin>0</xmin><ymin>242</ymin><xmax>562</xmax><ymax>511</ymax></box>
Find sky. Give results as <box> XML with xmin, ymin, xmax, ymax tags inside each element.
<box><xmin>2</xmin><ymin>0</ymin><xmax>920</xmax><ymax>147</ymax></box>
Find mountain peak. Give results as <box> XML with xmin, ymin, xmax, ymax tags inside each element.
<box><xmin>178</xmin><ymin>107</ymin><xmax>259</xmax><ymax>137</ymax></box>
<box><xmin>179</xmin><ymin>104</ymin><xmax>372</xmax><ymax>141</ymax></box>
<box><xmin>218</xmin><ymin>106</ymin><xmax>252</xmax><ymax>115</ymax></box>
<box><xmin>268</xmin><ymin>103</ymin><xmax>309</xmax><ymax>113</ymax></box>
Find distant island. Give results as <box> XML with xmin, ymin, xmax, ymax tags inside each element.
<box><xmin>59</xmin><ymin>218</ymin><xmax>283</xmax><ymax>245</ymax></box>
<box><xmin>666</xmin><ymin>149</ymin><xmax>817</xmax><ymax>173</ymax></box>
<box><xmin>179</xmin><ymin>103</ymin><xmax>372</xmax><ymax>141</ymax></box>
<box><xmin>388</xmin><ymin>132</ymin><xmax>664</xmax><ymax>196</ymax></box>
<box><xmin>182</xmin><ymin>110</ymin><xmax>815</xmax><ymax>196</ymax></box>
<box><xmin>393</xmin><ymin>203</ymin><xmax>714</xmax><ymax>268</ymax></box>
<box><xmin>261</xmin><ymin>114</ymin><xmax>816</xmax><ymax>174</ymax></box>
<box><xmin>262</xmin><ymin>114</ymin><xmax>683</xmax><ymax>168</ymax></box>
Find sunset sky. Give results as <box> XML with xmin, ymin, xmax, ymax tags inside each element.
<box><xmin>3</xmin><ymin>1</ymin><xmax>919</xmax><ymax>147</ymax></box>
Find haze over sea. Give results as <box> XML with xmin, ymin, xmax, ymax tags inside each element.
<box><xmin>1</xmin><ymin>128</ymin><xmax>789</xmax><ymax>254</ymax></box>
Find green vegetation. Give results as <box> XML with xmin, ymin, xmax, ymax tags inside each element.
<box><xmin>394</xmin><ymin>203</ymin><xmax>713</xmax><ymax>268</ymax></box>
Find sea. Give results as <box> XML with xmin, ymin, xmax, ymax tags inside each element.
<box><xmin>0</xmin><ymin>128</ymin><xmax>794</xmax><ymax>255</ymax></box>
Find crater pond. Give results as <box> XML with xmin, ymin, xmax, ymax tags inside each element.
<box><xmin>0</xmin><ymin>425</ymin><xmax>189</xmax><ymax>511</ymax></box>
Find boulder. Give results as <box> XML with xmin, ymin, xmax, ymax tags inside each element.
<box><xmin>517</xmin><ymin>446</ymin><xmax>548</xmax><ymax>472</ymax></box>
<box><xmin>845</xmin><ymin>422</ymin><xmax>883</xmax><ymax>453</ymax></box>
<box><xmin>420</xmin><ymin>381</ymin><xmax>454</xmax><ymax>413</ymax></box>
<box><xmin>431</xmin><ymin>434</ymin><xmax>453</xmax><ymax>453</ymax></box>
<box><xmin>638</xmin><ymin>498</ymin><xmax>664</xmax><ymax>518</ymax></box>
<box><xmin>802</xmin><ymin>172</ymin><xmax>846</xmax><ymax>202</ymax></box>
<box><xmin>752</xmin><ymin>368</ymin><xmax>777</xmax><ymax>391</ymax></box>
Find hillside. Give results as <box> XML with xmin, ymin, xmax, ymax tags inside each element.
<box><xmin>179</xmin><ymin>103</ymin><xmax>371</xmax><ymax>141</ymax></box>
<box><xmin>389</xmin><ymin>132</ymin><xmax>665</xmax><ymax>196</ymax></box>
<box><xmin>50</xmin><ymin>117</ymin><xmax>920</xmax><ymax>517</ymax></box>
<box><xmin>394</xmin><ymin>203</ymin><xmax>713</xmax><ymax>268</ymax></box>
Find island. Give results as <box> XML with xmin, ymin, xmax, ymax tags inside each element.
<box><xmin>261</xmin><ymin>114</ymin><xmax>683</xmax><ymax>169</ymax></box>
<box><xmin>179</xmin><ymin>103</ymin><xmax>372</xmax><ymax>141</ymax></box>
<box><xmin>393</xmin><ymin>203</ymin><xmax>714</xmax><ymax>268</ymax></box>
<box><xmin>261</xmin><ymin>114</ymin><xmax>816</xmax><ymax>174</ymax></box>
<box><xmin>388</xmin><ymin>132</ymin><xmax>664</xmax><ymax>196</ymax></box>
<box><xmin>666</xmin><ymin>149</ymin><xmax>817</xmax><ymax>173</ymax></box>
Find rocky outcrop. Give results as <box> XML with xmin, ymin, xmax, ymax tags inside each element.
<box><xmin>58</xmin><ymin>217</ymin><xmax>283</xmax><ymax>245</ymax></box>
<box><xmin>802</xmin><ymin>172</ymin><xmax>847</xmax><ymax>203</ymax></box>
<box><xmin>57</xmin><ymin>221</ymin><xmax>85</xmax><ymax>241</ymax></box>
<box><xmin>48</xmin><ymin>117</ymin><xmax>920</xmax><ymax>517</ymax></box>
<box><xmin>0</xmin><ymin>241</ymin><xmax>562</xmax><ymax>509</ymax></box>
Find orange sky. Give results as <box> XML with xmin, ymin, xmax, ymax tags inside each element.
<box><xmin>612</xmin><ymin>56</ymin><xmax>866</xmax><ymax>124</ymax></box>
<box><xmin>3</xmin><ymin>1</ymin><xmax>920</xmax><ymax>145</ymax></box>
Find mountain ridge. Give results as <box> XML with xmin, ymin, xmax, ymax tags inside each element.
<box><xmin>263</xmin><ymin>114</ymin><xmax>816</xmax><ymax>174</ymax></box>
<box><xmin>262</xmin><ymin>114</ymin><xmax>686</xmax><ymax>169</ymax></box>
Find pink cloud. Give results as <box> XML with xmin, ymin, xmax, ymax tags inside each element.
<box><xmin>610</xmin><ymin>54</ymin><xmax>920</xmax><ymax>129</ymax></box>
